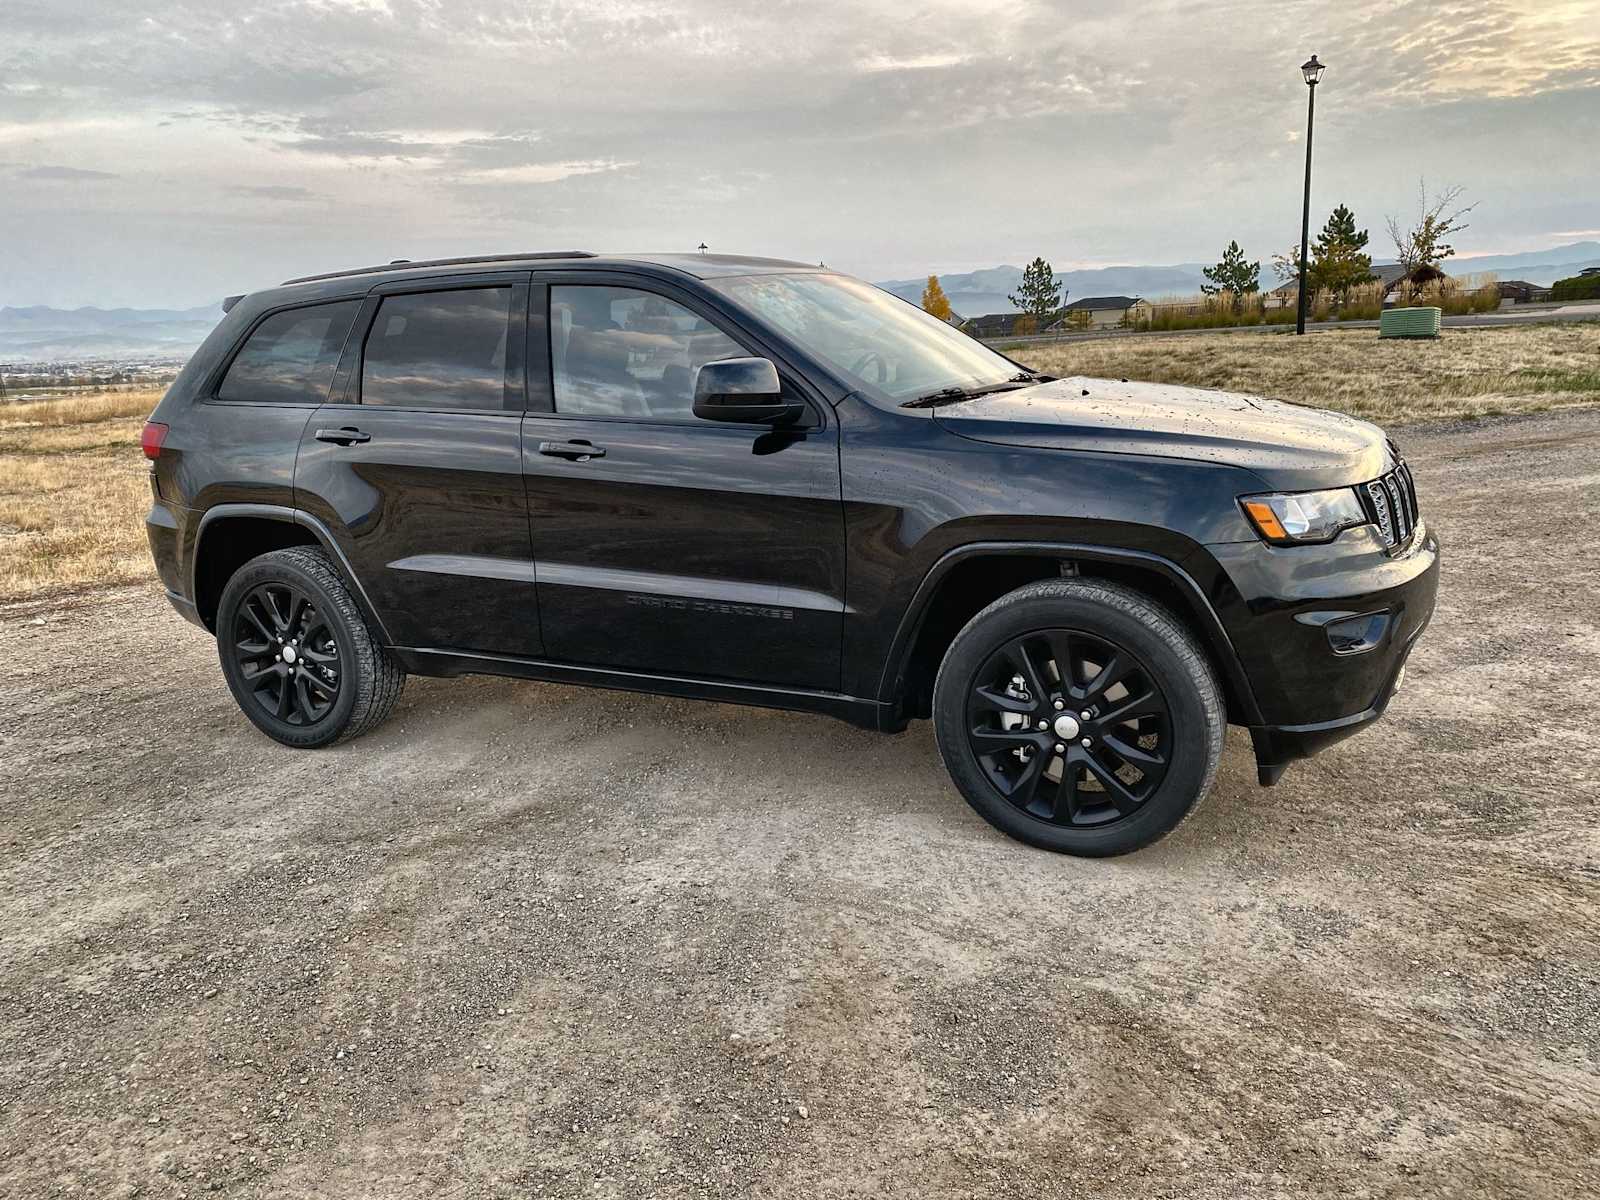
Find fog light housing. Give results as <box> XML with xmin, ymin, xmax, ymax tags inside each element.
<box><xmin>1325</xmin><ymin>611</ymin><xmax>1390</xmax><ymax>655</ymax></box>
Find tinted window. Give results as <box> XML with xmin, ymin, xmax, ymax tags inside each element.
<box><xmin>361</xmin><ymin>288</ymin><xmax>512</xmax><ymax>410</ymax></box>
<box><xmin>551</xmin><ymin>286</ymin><xmax>744</xmax><ymax>421</ymax></box>
<box><xmin>217</xmin><ymin>301</ymin><xmax>359</xmax><ymax>405</ymax></box>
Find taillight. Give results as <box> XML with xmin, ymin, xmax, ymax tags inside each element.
<box><xmin>141</xmin><ymin>421</ymin><xmax>169</xmax><ymax>460</ymax></box>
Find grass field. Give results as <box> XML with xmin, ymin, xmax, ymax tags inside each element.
<box><xmin>0</xmin><ymin>390</ymin><xmax>162</xmax><ymax>602</ymax></box>
<box><xmin>1</xmin><ymin>323</ymin><xmax>1598</xmax><ymax>605</ymax></box>
<box><xmin>1017</xmin><ymin>323</ymin><xmax>1600</xmax><ymax>424</ymax></box>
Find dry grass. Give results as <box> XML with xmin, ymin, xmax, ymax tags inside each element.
<box><xmin>0</xmin><ymin>390</ymin><xmax>164</xmax><ymax>601</ymax></box>
<box><xmin>1018</xmin><ymin>323</ymin><xmax>1600</xmax><ymax>424</ymax></box>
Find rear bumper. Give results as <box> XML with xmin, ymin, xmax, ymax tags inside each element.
<box><xmin>1208</xmin><ymin>522</ymin><xmax>1441</xmax><ymax>783</ymax></box>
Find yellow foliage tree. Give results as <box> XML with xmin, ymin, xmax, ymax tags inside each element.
<box><xmin>921</xmin><ymin>275</ymin><xmax>953</xmax><ymax>321</ymax></box>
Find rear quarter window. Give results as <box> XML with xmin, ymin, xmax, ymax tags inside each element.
<box><xmin>216</xmin><ymin>301</ymin><xmax>361</xmax><ymax>405</ymax></box>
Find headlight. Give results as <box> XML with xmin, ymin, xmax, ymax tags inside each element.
<box><xmin>1239</xmin><ymin>488</ymin><xmax>1368</xmax><ymax>545</ymax></box>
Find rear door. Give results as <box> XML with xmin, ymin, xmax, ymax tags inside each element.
<box><xmin>520</xmin><ymin>274</ymin><xmax>845</xmax><ymax>691</ymax></box>
<box><xmin>294</xmin><ymin>273</ymin><xmax>543</xmax><ymax>657</ymax></box>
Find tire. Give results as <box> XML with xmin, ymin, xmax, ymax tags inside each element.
<box><xmin>215</xmin><ymin>546</ymin><xmax>405</xmax><ymax>748</ymax></box>
<box><xmin>932</xmin><ymin>578</ymin><xmax>1224</xmax><ymax>856</ymax></box>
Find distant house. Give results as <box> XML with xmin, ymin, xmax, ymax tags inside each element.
<box><xmin>961</xmin><ymin>312</ymin><xmax>1039</xmax><ymax>338</ymax></box>
<box><xmin>1050</xmin><ymin>296</ymin><xmax>1150</xmax><ymax>330</ymax></box>
<box><xmin>1497</xmin><ymin>280</ymin><xmax>1550</xmax><ymax>304</ymax></box>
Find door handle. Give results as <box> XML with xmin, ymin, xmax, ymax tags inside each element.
<box><xmin>315</xmin><ymin>427</ymin><xmax>371</xmax><ymax>445</ymax></box>
<box><xmin>537</xmin><ymin>439</ymin><xmax>606</xmax><ymax>461</ymax></box>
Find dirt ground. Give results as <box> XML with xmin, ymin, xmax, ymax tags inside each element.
<box><xmin>2</xmin><ymin>410</ymin><xmax>1598</xmax><ymax>1199</ymax></box>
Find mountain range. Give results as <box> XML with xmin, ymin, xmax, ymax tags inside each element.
<box><xmin>877</xmin><ymin>241</ymin><xmax>1600</xmax><ymax>317</ymax></box>
<box><xmin>0</xmin><ymin>304</ymin><xmax>221</xmax><ymax>362</ymax></box>
<box><xmin>3</xmin><ymin>240</ymin><xmax>1597</xmax><ymax>362</ymax></box>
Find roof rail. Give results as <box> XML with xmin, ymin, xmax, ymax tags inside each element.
<box><xmin>281</xmin><ymin>251</ymin><xmax>597</xmax><ymax>286</ymax></box>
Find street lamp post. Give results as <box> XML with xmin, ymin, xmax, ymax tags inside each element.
<box><xmin>1295</xmin><ymin>54</ymin><xmax>1325</xmax><ymax>336</ymax></box>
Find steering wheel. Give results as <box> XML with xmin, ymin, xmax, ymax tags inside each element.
<box><xmin>850</xmin><ymin>350</ymin><xmax>889</xmax><ymax>385</ymax></box>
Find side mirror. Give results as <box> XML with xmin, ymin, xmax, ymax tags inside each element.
<box><xmin>692</xmin><ymin>357</ymin><xmax>801</xmax><ymax>425</ymax></box>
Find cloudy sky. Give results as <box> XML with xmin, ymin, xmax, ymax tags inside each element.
<box><xmin>3</xmin><ymin>0</ymin><xmax>1598</xmax><ymax>308</ymax></box>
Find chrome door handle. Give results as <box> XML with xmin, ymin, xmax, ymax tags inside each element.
<box><xmin>315</xmin><ymin>427</ymin><xmax>371</xmax><ymax>445</ymax></box>
<box><xmin>537</xmin><ymin>440</ymin><xmax>605</xmax><ymax>461</ymax></box>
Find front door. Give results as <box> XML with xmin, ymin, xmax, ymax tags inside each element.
<box><xmin>294</xmin><ymin>274</ymin><xmax>543</xmax><ymax>658</ymax></box>
<box><xmin>521</xmin><ymin>279</ymin><xmax>845</xmax><ymax>691</ymax></box>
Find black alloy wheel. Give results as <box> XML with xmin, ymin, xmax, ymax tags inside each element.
<box><xmin>215</xmin><ymin>547</ymin><xmax>405</xmax><ymax>748</ymax></box>
<box><xmin>932</xmin><ymin>578</ymin><xmax>1224</xmax><ymax>856</ymax></box>
<box><xmin>967</xmin><ymin>629</ymin><xmax>1170</xmax><ymax>827</ymax></box>
<box><xmin>231</xmin><ymin>582</ymin><xmax>342</xmax><ymax>726</ymax></box>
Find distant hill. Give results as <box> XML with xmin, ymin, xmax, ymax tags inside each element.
<box><xmin>880</xmin><ymin>240</ymin><xmax>1600</xmax><ymax>316</ymax></box>
<box><xmin>0</xmin><ymin>304</ymin><xmax>220</xmax><ymax>361</ymax></box>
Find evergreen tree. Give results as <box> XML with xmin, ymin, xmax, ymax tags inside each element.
<box><xmin>1310</xmin><ymin>204</ymin><xmax>1375</xmax><ymax>294</ymax></box>
<box><xmin>1008</xmin><ymin>257</ymin><xmax>1063</xmax><ymax>322</ymax></box>
<box><xmin>921</xmin><ymin>274</ymin><xmax>953</xmax><ymax>321</ymax></box>
<box><xmin>1201</xmin><ymin>241</ymin><xmax>1260</xmax><ymax>310</ymax></box>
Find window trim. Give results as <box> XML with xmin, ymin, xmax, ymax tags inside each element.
<box><xmin>202</xmin><ymin>295</ymin><xmax>366</xmax><ymax>407</ymax></box>
<box><xmin>529</xmin><ymin>271</ymin><xmax>825</xmax><ymax>431</ymax></box>
<box><xmin>328</xmin><ymin>272</ymin><xmax>531</xmax><ymax>415</ymax></box>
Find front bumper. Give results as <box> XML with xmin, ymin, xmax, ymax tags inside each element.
<box><xmin>1207</xmin><ymin>522</ymin><xmax>1441</xmax><ymax>784</ymax></box>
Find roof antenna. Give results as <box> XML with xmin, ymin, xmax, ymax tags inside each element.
<box><xmin>697</xmin><ymin>242</ymin><xmax>708</xmax><ymax>255</ymax></box>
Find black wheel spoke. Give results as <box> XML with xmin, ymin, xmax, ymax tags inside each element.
<box><xmin>1100</xmin><ymin>689</ymin><xmax>1163</xmax><ymax>726</ymax></box>
<box><xmin>1081</xmin><ymin>753</ymin><xmax>1140</xmax><ymax>814</ymax></box>
<box><xmin>971</xmin><ymin>727</ymin><xmax>1044</xmax><ymax>752</ymax></box>
<box><xmin>1082</xmin><ymin>652</ymin><xmax>1126</xmax><ymax>700</ymax></box>
<box><xmin>973</xmin><ymin>685</ymin><xmax>1035</xmax><ymax>716</ymax></box>
<box><xmin>967</xmin><ymin>625</ymin><xmax>1171</xmax><ymax>830</ymax></box>
<box><xmin>241</xmin><ymin>601</ymin><xmax>276</xmax><ymax>645</ymax></box>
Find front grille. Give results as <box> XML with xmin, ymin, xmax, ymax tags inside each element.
<box><xmin>1362</xmin><ymin>460</ymin><xmax>1420</xmax><ymax>548</ymax></box>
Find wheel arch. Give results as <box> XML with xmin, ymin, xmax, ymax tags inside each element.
<box><xmin>192</xmin><ymin>504</ymin><xmax>392</xmax><ymax>644</ymax></box>
<box><xmin>878</xmin><ymin>541</ymin><xmax>1262</xmax><ymax>727</ymax></box>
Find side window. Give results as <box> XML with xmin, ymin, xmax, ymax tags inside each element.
<box><xmin>216</xmin><ymin>301</ymin><xmax>360</xmax><ymax>405</ymax></box>
<box><xmin>361</xmin><ymin>287</ymin><xmax>512</xmax><ymax>410</ymax></box>
<box><xmin>550</xmin><ymin>285</ymin><xmax>745</xmax><ymax>421</ymax></box>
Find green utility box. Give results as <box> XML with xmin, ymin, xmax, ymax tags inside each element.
<box><xmin>1380</xmin><ymin>307</ymin><xmax>1443</xmax><ymax>338</ymax></box>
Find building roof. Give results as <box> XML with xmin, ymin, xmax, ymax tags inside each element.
<box><xmin>1062</xmin><ymin>295</ymin><xmax>1143</xmax><ymax>311</ymax></box>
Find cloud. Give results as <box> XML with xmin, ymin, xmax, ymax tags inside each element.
<box><xmin>226</xmin><ymin>184</ymin><xmax>318</xmax><ymax>201</ymax></box>
<box><xmin>459</xmin><ymin>159</ymin><xmax>636</xmax><ymax>185</ymax></box>
<box><xmin>18</xmin><ymin>164</ymin><xmax>118</xmax><ymax>180</ymax></box>
<box><xmin>857</xmin><ymin>52</ymin><xmax>968</xmax><ymax>73</ymax></box>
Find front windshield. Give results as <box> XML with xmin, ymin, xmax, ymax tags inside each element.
<box><xmin>708</xmin><ymin>272</ymin><xmax>1023</xmax><ymax>402</ymax></box>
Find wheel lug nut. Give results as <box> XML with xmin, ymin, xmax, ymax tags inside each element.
<box><xmin>1054</xmin><ymin>743</ymin><xmax>1065</xmax><ymax>754</ymax></box>
<box><xmin>1080</xmin><ymin>710</ymin><xmax>1091</xmax><ymax>720</ymax></box>
<box><xmin>1036</xmin><ymin>720</ymin><xmax>1047</xmax><ymax>730</ymax></box>
<box><xmin>1053</xmin><ymin>699</ymin><xmax>1064</xmax><ymax>711</ymax></box>
<box><xmin>1081</xmin><ymin>737</ymin><xmax>1092</xmax><ymax>747</ymax></box>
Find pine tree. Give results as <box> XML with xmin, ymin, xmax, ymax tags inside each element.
<box><xmin>1201</xmin><ymin>241</ymin><xmax>1260</xmax><ymax>311</ymax></box>
<box><xmin>1008</xmin><ymin>257</ymin><xmax>1063</xmax><ymax>322</ymax></box>
<box><xmin>921</xmin><ymin>275</ymin><xmax>953</xmax><ymax>321</ymax></box>
<box><xmin>1310</xmin><ymin>204</ymin><xmax>1375</xmax><ymax>295</ymax></box>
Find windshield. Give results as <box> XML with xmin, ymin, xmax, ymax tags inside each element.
<box><xmin>708</xmin><ymin>272</ymin><xmax>1024</xmax><ymax>402</ymax></box>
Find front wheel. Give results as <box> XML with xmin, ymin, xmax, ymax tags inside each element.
<box><xmin>216</xmin><ymin>546</ymin><xmax>405</xmax><ymax>748</ymax></box>
<box><xmin>932</xmin><ymin>579</ymin><xmax>1224</xmax><ymax>856</ymax></box>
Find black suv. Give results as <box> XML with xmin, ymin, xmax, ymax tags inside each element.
<box><xmin>143</xmin><ymin>251</ymin><xmax>1439</xmax><ymax>856</ymax></box>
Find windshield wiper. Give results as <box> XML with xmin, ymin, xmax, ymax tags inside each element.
<box><xmin>901</xmin><ymin>374</ymin><xmax>1051</xmax><ymax>409</ymax></box>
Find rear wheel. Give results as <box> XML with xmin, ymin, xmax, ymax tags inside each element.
<box><xmin>932</xmin><ymin>579</ymin><xmax>1223</xmax><ymax>856</ymax></box>
<box><xmin>216</xmin><ymin>547</ymin><xmax>404</xmax><ymax>748</ymax></box>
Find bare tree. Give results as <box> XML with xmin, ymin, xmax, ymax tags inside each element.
<box><xmin>1386</xmin><ymin>180</ymin><xmax>1477</xmax><ymax>284</ymax></box>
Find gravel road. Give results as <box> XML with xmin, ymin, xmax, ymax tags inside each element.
<box><xmin>3</xmin><ymin>410</ymin><xmax>1598</xmax><ymax>1199</ymax></box>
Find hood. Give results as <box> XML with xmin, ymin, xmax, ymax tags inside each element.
<box><xmin>931</xmin><ymin>376</ymin><xmax>1394</xmax><ymax>491</ymax></box>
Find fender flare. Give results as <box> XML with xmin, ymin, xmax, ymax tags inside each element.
<box><xmin>875</xmin><ymin>540</ymin><xmax>1263</xmax><ymax>725</ymax></box>
<box><xmin>192</xmin><ymin>503</ymin><xmax>393</xmax><ymax>645</ymax></box>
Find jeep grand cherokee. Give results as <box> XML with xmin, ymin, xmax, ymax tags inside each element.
<box><xmin>142</xmin><ymin>251</ymin><xmax>1439</xmax><ymax>856</ymax></box>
